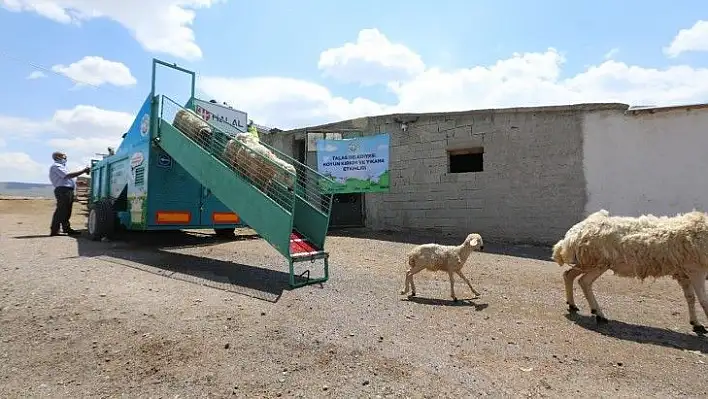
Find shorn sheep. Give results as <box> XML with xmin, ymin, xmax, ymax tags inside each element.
<box><xmin>552</xmin><ymin>209</ymin><xmax>708</xmax><ymax>334</ymax></box>
<box><xmin>400</xmin><ymin>233</ymin><xmax>484</xmax><ymax>302</ymax></box>
<box><xmin>173</xmin><ymin>108</ymin><xmax>212</xmax><ymax>144</ymax></box>
<box><xmin>223</xmin><ymin>134</ymin><xmax>296</xmax><ymax>193</ymax></box>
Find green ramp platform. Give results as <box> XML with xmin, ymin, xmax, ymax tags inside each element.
<box><xmin>156</xmin><ymin>95</ymin><xmax>334</xmax><ymax>288</ymax></box>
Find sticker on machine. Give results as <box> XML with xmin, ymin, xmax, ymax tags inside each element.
<box><xmin>140</xmin><ymin>113</ymin><xmax>150</xmax><ymax>137</ymax></box>
<box><xmin>130</xmin><ymin>151</ymin><xmax>144</xmax><ymax>168</ymax></box>
<box><xmin>157</xmin><ymin>152</ymin><xmax>172</xmax><ymax>168</ymax></box>
<box><xmin>129</xmin><ymin>151</ymin><xmax>145</xmax><ymax>185</ymax></box>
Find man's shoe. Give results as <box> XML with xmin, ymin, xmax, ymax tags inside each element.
<box><xmin>50</xmin><ymin>231</ymin><xmax>61</xmax><ymax>236</ymax></box>
<box><xmin>64</xmin><ymin>229</ymin><xmax>80</xmax><ymax>236</ymax></box>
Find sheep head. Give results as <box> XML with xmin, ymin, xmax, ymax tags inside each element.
<box><xmin>464</xmin><ymin>233</ymin><xmax>484</xmax><ymax>252</ymax></box>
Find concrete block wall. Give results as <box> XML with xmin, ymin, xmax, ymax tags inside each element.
<box><xmin>262</xmin><ymin>105</ymin><xmax>607</xmax><ymax>245</ymax></box>
<box><xmin>360</xmin><ymin>109</ymin><xmax>587</xmax><ymax>245</ymax></box>
<box><xmin>262</xmin><ymin>133</ymin><xmax>295</xmax><ymax>158</ymax></box>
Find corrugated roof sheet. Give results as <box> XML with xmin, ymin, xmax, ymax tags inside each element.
<box><xmin>625</xmin><ymin>102</ymin><xmax>708</xmax><ymax>114</ymax></box>
<box><xmin>252</xmin><ymin>122</ymin><xmax>275</xmax><ymax>134</ymax></box>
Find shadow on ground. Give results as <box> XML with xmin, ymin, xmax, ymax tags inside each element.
<box><xmin>403</xmin><ymin>295</ymin><xmax>489</xmax><ymax>310</ymax></box>
<box><xmin>32</xmin><ymin>229</ymin><xmax>313</xmax><ymax>303</ymax></box>
<box><xmin>328</xmin><ymin>227</ymin><xmax>553</xmax><ymax>262</ymax></box>
<box><xmin>565</xmin><ymin>313</ymin><xmax>708</xmax><ymax>353</ymax></box>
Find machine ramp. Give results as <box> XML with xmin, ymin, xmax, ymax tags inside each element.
<box><xmin>156</xmin><ymin>96</ymin><xmax>334</xmax><ymax>287</ymax></box>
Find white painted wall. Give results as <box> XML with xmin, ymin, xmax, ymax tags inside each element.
<box><xmin>583</xmin><ymin>107</ymin><xmax>708</xmax><ymax>217</ymax></box>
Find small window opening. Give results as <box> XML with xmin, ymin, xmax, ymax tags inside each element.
<box><xmin>448</xmin><ymin>147</ymin><xmax>483</xmax><ymax>173</ymax></box>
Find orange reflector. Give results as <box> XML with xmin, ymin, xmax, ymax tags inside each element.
<box><xmin>155</xmin><ymin>211</ymin><xmax>191</xmax><ymax>224</ymax></box>
<box><xmin>212</xmin><ymin>212</ymin><xmax>240</xmax><ymax>223</ymax></box>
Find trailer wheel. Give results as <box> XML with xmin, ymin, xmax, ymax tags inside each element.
<box><xmin>214</xmin><ymin>228</ymin><xmax>236</xmax><ymax>238</ymax></box>
<box><xmin>88</xmin><ymin>198</ymin><xmax>115</xmax><ymax>241</ymax></box>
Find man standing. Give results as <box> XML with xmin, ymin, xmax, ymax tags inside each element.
<box><xmin>49</xmin><ymin>151</ymin><xmax>90</xmax><ymax>236</ymax></box>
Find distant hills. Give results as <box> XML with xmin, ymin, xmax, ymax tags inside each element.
<box><xmin>0</xmin><ymin>182</ymin><xmax>55</xmax><ymax>198</ymax></box>
<box><xmin>1</xmin><ymin>178</ymin><xmax>90</xmax><ymax>198</ymax></box>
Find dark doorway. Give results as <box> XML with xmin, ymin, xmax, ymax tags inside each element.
<box><xmin>294</xmin><ymin>139</ymin><xmax>307</xmax><ymax>190</ymax></box>
<box><xmin>329</xmin><ymin>193</ymin><xmax>365</xmax><ymax>228</ymax></box>
<box><xmin>296</xmin><ymin>136</ymin><xmax>365</xmax><ymax>229</ymax></box>
<box><xmin>294</xmin><ymin>139</ymin><xmax>306</xmax><ymax>163</ymax></box>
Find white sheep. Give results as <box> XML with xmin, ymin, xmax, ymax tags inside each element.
<box><xmin>552</xmin><ymin>209</ymin><xmax>708</xmax><ymax>334</ymax></box>
<box><xmin>268</xmin><ymin>155</ymin><xmax>297</xmax><ymax>190</ymax></box>
<box><xmin>223</xmin><ymin>134</ymin><xmax>296</xmax><ymax>193</ymax></box>
<box><xmin>400</xmin><ymin>233</ymin><xmax>484</xmax><ymax>302</ymax></box>
<box><xmin>173</xmin><ymin>108</ymin><xmax>212</xmax><ymax>144</ymax></box>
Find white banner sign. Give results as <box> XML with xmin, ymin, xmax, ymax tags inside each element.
<box><xmin>193</xmin><ymin>98</ymin><xmax>248</xmax><ymax>135</ymax></box>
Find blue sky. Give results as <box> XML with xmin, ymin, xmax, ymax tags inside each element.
<box><xmin>1</xmin><ymin>0</ymin><xmax>707</xmax><ymax>183</ymax></box>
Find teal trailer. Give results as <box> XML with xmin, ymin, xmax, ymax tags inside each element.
<box><xmin>87</xmin><ymin>59</ymin><xmax>335</xmax><ymax>288</ymax></box>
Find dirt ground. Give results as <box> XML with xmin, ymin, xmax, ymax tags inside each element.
<box><xmin>1</xmin><ymin>198</ymin><xmax>708</xmax><ymax>398</ymax></box>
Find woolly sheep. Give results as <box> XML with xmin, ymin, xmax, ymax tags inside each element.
<box><xmin>268</xmin><ymin>155</ymin><xmax>297</xmax><ymax>189</ymax></box>
<box><xmin>173</xmin><ymin>108</ymin><xmax>212</xmax><ymax>145</ymax></box>
<box><xmin>223</xmin><ymin>134</ymin><xmax>273</xmax><ymax>192</ymax></box>
<box><xmin>400</xmin><ymin>233</ymin><xmax>484</xmax><ymax>302</ymax></box>
<box><xmin>552</xmin><ymin>209</ymin><xmax>708</xmax><ymax>334</ymax></box>
<box><xmin>223</xmin><ymin>134</ymin><xmax>296</xmax><ymax>193</ymax></box>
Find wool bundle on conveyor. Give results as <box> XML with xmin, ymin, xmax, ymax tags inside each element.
<box><xmin>173</xmin><ymin>108</ymin><xmax>213</xmax><ymax>145</ymax></box>
<box><xmin>223</xmin><ymin>134</ymin><xmax>296</xmax><ymax>194</ymax></box>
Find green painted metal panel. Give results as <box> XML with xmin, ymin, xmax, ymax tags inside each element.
<box><xmin>157</xmin><ymin>119</ymin><xmax>293</xmax><ymax>257</ymax></box>
<box><xmin>261</xmin><ymin>142</ymin><xmax>334</xmax><ymax>251</ymax></box>
<box><xmin>293</xmin><ymin>196</ymin><xmax>330</xmax><ymax>250</ymax></box>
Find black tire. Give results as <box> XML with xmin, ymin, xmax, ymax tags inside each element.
<box><xmin>87</xmin><ymin>198</ymin><xmax>116</xmax><ymax>241</ymax></box>
<box><xmin>214</xmin><ymin>227</ymin><xmax>236</xmax><ymax>238</ymax></box>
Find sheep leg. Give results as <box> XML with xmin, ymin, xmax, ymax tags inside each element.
<box><xmin>563</xmin><ymin>267</ymin><xmax>584</xmax><ymax>313</ymax></box>
<box><xmin>263</xmin><ymin>178</ymin><xmax>272</xmax><ymax>196</ymax></box>
<box><xmin>448</xmin><ymin>271</ymin><xmax>458</xmax><ymax>302</ymax></box>
<box><xmin>577</xmin><ymin>266</ymin><xmax>610</xmax><ymax>324</ymax></box>
<box><xmin>675</xmin><ymin>274</ymin><xmax>704</xmax><ymax>334</ymax></box>
<box><xmin>401</xmin><ymin>263</ymin><xmax>426</xmax><ymax>298</ymax></box>
<box><xmin>455</xmin><ymin>270</ymin><xmax>480</xmax><ymax>299</ymax></box>
<box><xmin>687</xmin><ymin>269</ymin><xmax>708</xmax><ymax>335</ymax></box>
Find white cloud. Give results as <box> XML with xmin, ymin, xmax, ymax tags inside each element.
<box><xmin>664</xmin><ymin>20</ymin><xmax>708</xmax><ymax>57</ymax></box>
<box><xmin>318</xmin><ymin>28</ymin><xmax>426</xmax><ymax>85</ymax></box>
<box><xmin>0</xmin><ymin>105</ymin><xmax>133</xmax><ymax>182</ymax></box>
<box><xmin>0</xmin><ymin>152</ymin><xmax>45</xmax><ymax>183</ymax></box>
<box><xmin>51</xmin><ymin>56</ymin><xmax>137</xmax><ymax>87</ymax></box>
<box><xmin>0</xmin><ymin>0</ymin><xmax>223</xmax><ymax>60</ymax></box>
<box><xmin>50</xmin><ymin>105</ymin><xmax>134</xmax><ymax>136</ymax></box>
<box><xmin>390</xmin><ymin>50</ymin><xmax>708</xmax><ymax>113</ymax></box>
<box><xmin>0</xmin><ymin>115</ymin><xmax>51</xmax><ymax>136</ymax></box>
<box><xmin>201</xmin><ymin>26</ymin><xmax>708</xmax><ymax>129</ymax></box>
<box><xmin>27</xmin><ymin>71</ymin><xmax>47</xmax><ymax>79</ymax></box>
<box><xmin>197</xmin><ymin>76</ymin><xmax>387</xmax><ymax>129</ymax></box>
<box><xmin>0</xmin><ymin>105</ymin><xmax>133</xmax><ymax>139</ymax></box>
